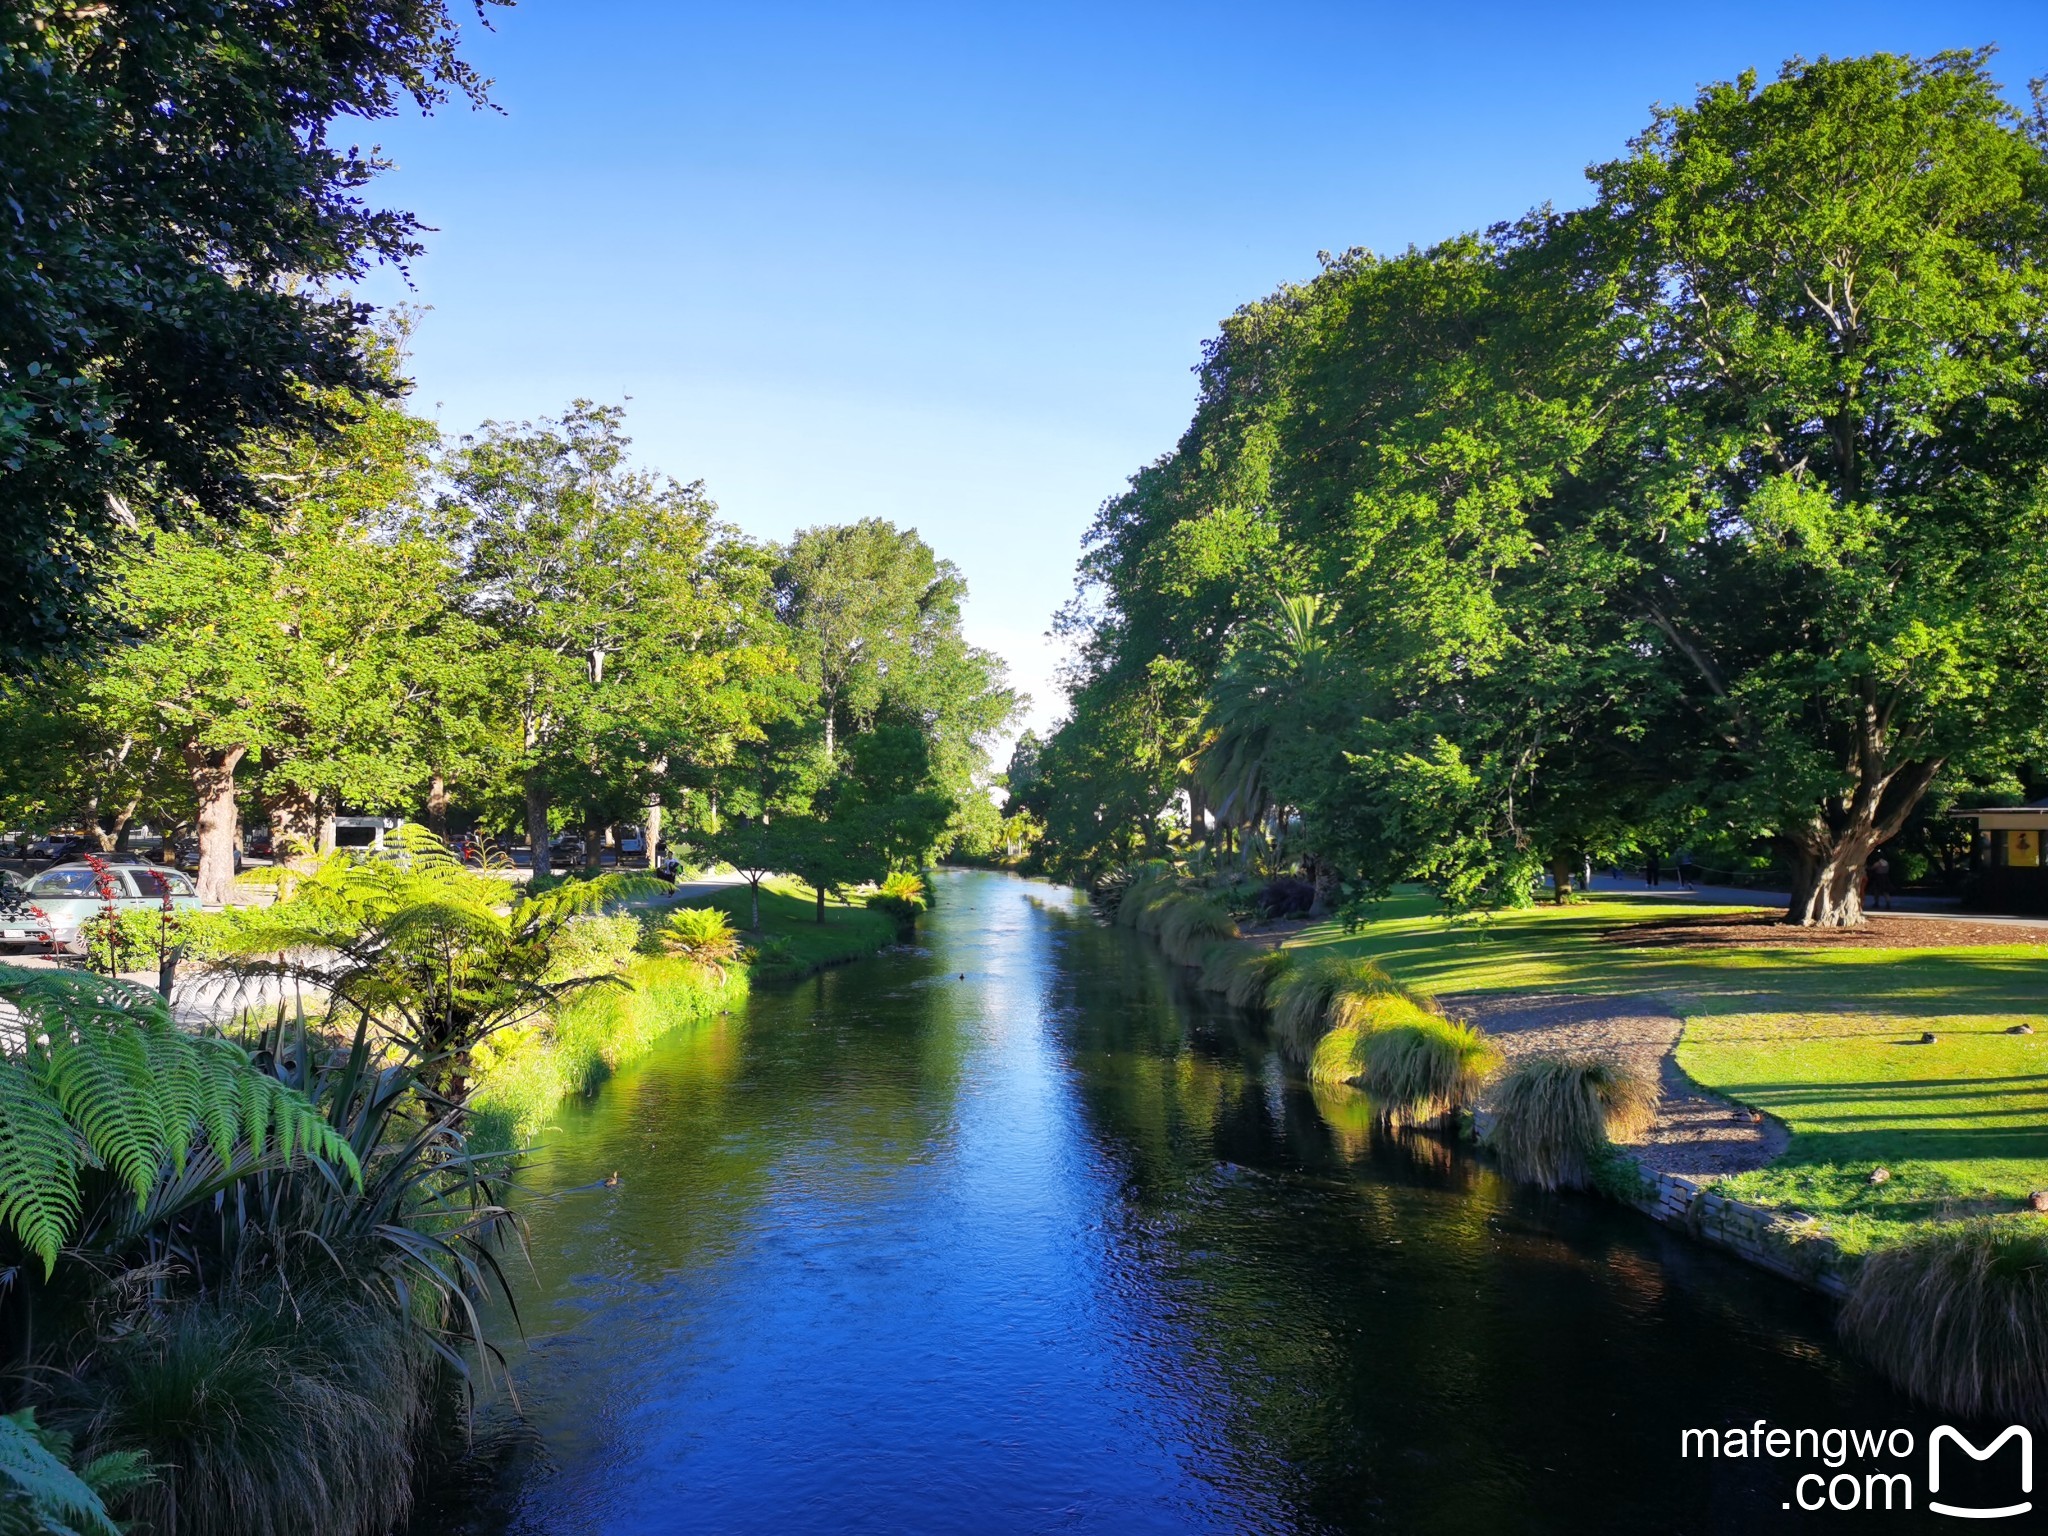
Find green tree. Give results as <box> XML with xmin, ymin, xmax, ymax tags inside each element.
<box><xmin>1585</xmin><ymin>49</ymin><xmax>2048</xmax><ymax>923</ymax></box>
<box><xmin>0</xmin><ymin>0</ymin><xmax>500</xmax><ymax>667</ymax></box>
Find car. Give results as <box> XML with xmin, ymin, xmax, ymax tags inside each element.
<box><xmin>24</xmin><ymin>834</ymin><xmax>97</xmax><ymax>864</ymax></box>
<box><xmin>174</xmin><ymin>838</ymin><xmax>243</xmax><ymax>874</ymax></box>
<box><xmin>0</xmin><ymin>861</ymin><xmax>202</xmax><ymax>954</ymax></box>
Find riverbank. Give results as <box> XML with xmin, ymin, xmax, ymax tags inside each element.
<box><xmin>695</xmin><ymin>876</ymin><xmax>907</xmax><ymax>981</ymax></box>
<box><xmin>1282</xmin><ymin>888</ymin><xmax>2048</xmax><ymax>1254</ymax></box>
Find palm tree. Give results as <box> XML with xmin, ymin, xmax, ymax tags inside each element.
<box><xmin>1196</xmin><ymin>594</ymin><xmax>1338</xmax><ymax>847</ymax></box>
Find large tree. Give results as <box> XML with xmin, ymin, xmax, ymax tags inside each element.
<box><xmin>1587</xmin><ymin>49</ymin><xmax>2048</xmax><ymax>923</ymax></box>
<box><xmin>0</xmin><ymin>0</ymin><xmax>499</xmax><ymax>667</ymax></box>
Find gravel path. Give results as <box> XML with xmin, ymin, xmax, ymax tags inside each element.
<box><xmin>1446</xmin><ymin>991</ymin><xmax>1787</xmax><ymax>1181</ymax></box>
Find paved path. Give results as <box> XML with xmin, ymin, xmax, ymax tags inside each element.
<box><xmin>1583</xmin><ymin>872</ymin><xmax>2046</xmax><ymax>927</ymax></box>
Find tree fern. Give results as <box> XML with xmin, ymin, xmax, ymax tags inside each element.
<box><xmin>0</xmin><ymin>967</ymin><xmax>361</xmax><ymax>1276</ymax></box>
<box><xmin>0</xmin><ymin>1409</ymin><xmax>128</xmax><ymax>1536</ymax></box>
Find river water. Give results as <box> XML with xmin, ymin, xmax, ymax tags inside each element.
<box><xmin>419</xmin><ymin>869</ymin><xmax>1956</xmax><ymax>1535</ymax></box>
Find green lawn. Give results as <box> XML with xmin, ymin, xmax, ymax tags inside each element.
<box><xmin>694</xmin><ymin>876</ymin><xmax>903</xmax><ymax>980</ymax></box>
<box><xmin>1289</xmin><ymin>891</ymin><xmax>2048</xmax><ymax>1250</ymax></box>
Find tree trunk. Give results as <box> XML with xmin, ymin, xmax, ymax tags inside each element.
<box><xmin>183</xmin><ymin>742</ymin><xmax>246</xmax><ymax>905</ymax></box>
<box><xmin>427</xmin><ymin>773</ymin><xmax>450</xmax><ymax>839</ymax></box>
<box><xmin>525</xmin><ymin>777</ymin><xmax>551</xmax><ymax>874</ymax></box>
<box><xmin>644</xmin><ymin>801</ymin><xmax>663</xmax><ymax>870</ymax></box>
<box><xmin>750</xmin><ymin>877</ymin><xmax>761</xmax><ymax>932</ymax></box>
<box><xmin>583</xmin><ymin>820</ymin><xmax>603</xmax><ymax>872</ymax></box>
<box><xmin>1779</xmin><ymin>756</ymin><xmax>1942</xmax><ymax>927</ymax></box>
<box><xmin>269</xmin><ymin>786</ymin><xmax>321</xmax><ymax>869</ymax></box>
<box><xmin>1550</xmin><ymin>852</ymin><xmax>1576</xmax><ymax>906</ymax></box>
<box><xmin>109</xmin><ymin>797</ymin><xmax>139</xmax><ymax>852</ymax></box>
<box><xmin>815</xmin><ymin>882</ymin><xmax>827</xmax><ymax>924</ymax></box>
<box><xmin>317</xmin><ymin>803</ymin><xmax>337</xmax><ymax>857</ymax></box>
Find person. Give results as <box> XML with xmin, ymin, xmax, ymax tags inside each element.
<box><xmin>1644</xmin><ymin>850</ymin><xmax>1661</xmax><ymax>888</ymax></box>
<box><xmin>1677</xmin><ymin>852</ymin><xmax>1697</xmax><ymax>890</ymax></box>
<box><xmin>1867</xmin><ymin>853</ymin><xmax>1892</xmax><ymax>911</ymax></box>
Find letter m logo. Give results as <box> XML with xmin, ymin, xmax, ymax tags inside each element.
<box><xmin>1930</xmin><ymin>1425</ymin><xmax>2032</xmax><ymax>1520</ymax></box>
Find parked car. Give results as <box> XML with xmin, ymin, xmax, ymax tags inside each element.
<box><xmin>549</xmin><ymin>834</ymin><xmax>586</xmax><ymax>863</ymax></box>
<box><xmin>174</xmin><ymin>838</ymin><xmax>243</xmax><ymax>874</ymax></box>
<box><xmin>0</xmin><ymin>862</ymin><xmax>202</xmax><ymax>954</ymax></box>
<box><xmin>24</xmin><ymin>834</ymin><xmax>97</xmax><ymax>864</ymax></box>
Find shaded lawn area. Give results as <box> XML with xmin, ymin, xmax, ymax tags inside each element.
<box><xmin>1288</xmin><ymin>890</ymin><xmax>2048</xmax><ymax>1249</ymax></box>
<box><xmin>691</xmin><ymin>876</ymin><xmax>901</xmax><ymax>980</ymax></box>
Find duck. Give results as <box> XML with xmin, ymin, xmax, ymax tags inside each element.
<box><xmin>603</xmin><ymin>1171</ymin><xmax>621</xmax><ymax>1187</ymax></box>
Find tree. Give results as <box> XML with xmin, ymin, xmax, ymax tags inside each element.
<box><xmin>442</xmin><ymin>403</ymin><xmax>791</xmax><ymax>875</ymax></box>
<box><xmin>1586</xmin><ymin>49</ymin><xmax>2048</xmax><ymax>923</ymax></box>
<box><xmin>0</xmin><ymin>0</ymin><xmax>501</xmax><ymax>667</ymax></box>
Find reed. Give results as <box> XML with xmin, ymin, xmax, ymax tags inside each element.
<box><xmin>1485</xmin><ymin>1053</ymin><xmax>1660</xmax><ymax>1190</ymax></box>
<box><xmin>1839</xmin><ymin>1219</ymin><xmax>2048</xmax><ymax>1423</ymax></box>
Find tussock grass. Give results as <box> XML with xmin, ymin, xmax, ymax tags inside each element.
<box><xmin>1840</xmin><ymin>1219</ymin><xmax>2048</xmax><ymax>1422</ymax></box>
<box><xmin>1267</xmin><ymin>951</ymin><xmax>1400</xmax><ymax>1051</ymax></box>
<box><xmin>1114</xmin><ymin>865</ymin><xmax>1180</xmax><ymax>932</ymax></box>
<box><xmin>1198</xmin><ymin>944</ymin><xmax>1286</xmax><ymax>1008</ymax></box>
<box><xmin>1153</xmin><ymin>894</ymin><xmax>1239</xmax><ymax>967</ymax></box>
<box><xmin>1308</xmin><ymin>1005</ymin><xmax>1498</xmax><ymax>1125</ymax></box>
<box><xmin>1486</xmin><ymin>1053</ymin><xmax>1660</xmax><ymax>1190</ymax></box>
<box><xmin>57</xmin><ymin>1279</ymin><xmax>435</xmax><ymax>1536</ymax></box>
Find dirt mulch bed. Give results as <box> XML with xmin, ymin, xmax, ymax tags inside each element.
<box><xmin>1447</xmin><ymin>991</ymin><xmax>1788</xmax><ymax>1182</ymax></box>
<box><xmin>1602</xmin><ymin>912</ymin><xmax>2048</xmax><ymax>950</ymax></box>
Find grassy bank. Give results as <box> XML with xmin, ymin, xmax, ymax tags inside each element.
<box><xmin>470</xmin><ymin>954</ymin><xmax>748</xmax><ymax>1146</ymax></box>
<box><xmin>696</xmin><ymin>876</ymin><xmax>904</xmax><ymax>981</ymax></box>
<box><xmin>1285</xmin><ymin>890</ymin><xmax>2048</xmax><ymax>1251</ymax></box>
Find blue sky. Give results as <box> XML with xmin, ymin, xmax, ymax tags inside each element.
<box><xmin>359</xmin><ymin>2</ymin><xmax>2048</xmax><ymax>740</ymax></box>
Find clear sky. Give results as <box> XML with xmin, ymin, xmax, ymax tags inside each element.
<box><xmin>359</xmin><ymin>1</ymin><xmax>2048</xmax><ymax>743</ymax></box>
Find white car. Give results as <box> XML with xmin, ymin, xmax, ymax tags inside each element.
<box><xmin>1</xmin><ymin>862</ymin><xmax>202</xmax><ymax>953</ymax></box>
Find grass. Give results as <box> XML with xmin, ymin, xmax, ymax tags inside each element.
<box><xmin>470</xmin><ymin>953</ymin><xmax>747</xmax><ymax>1146</ymax></box>
<box><xmin>1485</xmin><ymin>1054</ymin><xmax>1661</xmax><ymax>1191</ymax></box>
<box><xmin>1288</xmin><ymin>889</ymin><xmax>2048</xmax><ymax>1249</ymax></box>
<box><xmin>1839</xmin><ymin>1219</ymin><xmax>2048</xmax><ymax>1422</ymax></box>
<box><xmin>699</xmin><ymin>877</ymin><xmax>901</xmax><ymax>981</ymax></box>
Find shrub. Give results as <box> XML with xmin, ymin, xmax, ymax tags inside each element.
<box><xmin>1090</xmin><ymin>860</ymin><xmax>1169</xmax><ymax>922</ymax></box>
<box><xmin>80</xmin><ymin>905</ymin><xmax>190</xmax><ymax>975</ymax></box>
<box><xmin>542</xmin><ymin>913</ymin><xmax>642</xmax><ymax>983</ymax></box>
<box><xmin>1485</xmin><ymin>1053</ymin><xmax>1661</xmax><ymax>1190</ymax></box>
<box><xmin>865</xmin><ymin>892</ymin><xmax>925</xmax><ymax>925</ymax></box>
<box><xmin>878</xmin><ymin>871</ymin><xmax>927</xmax><ymax>907</ymax></box>
<box><xmin>1153</xmin><ymin>894</ymin><xmax>1238</xmax><ymax>967</ymax></box>
<box><xmin>650</xmin><ymin>905</ymin><xmax>743</xmax><ymax>971</ymax></box>
<box><xmin>1197</xmin><ymin>944</ymin><xmax>1286</xmax><ymax>1009</ymax></box>
<box><xmin>1839</xmin><ymin>1219</ymin><xmax>2048</xmax><ymax>1423</ymax></box>
<box><xmin>1255</xmin><ymin>876</ymin><xmax>1315</xmax><ymax>919</ymax></box>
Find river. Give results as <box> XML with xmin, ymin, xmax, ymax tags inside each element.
<box><xmin>416</xmin><ymin>869</ymin><xmax>1955</xmax><ymax>1534</ymax></box>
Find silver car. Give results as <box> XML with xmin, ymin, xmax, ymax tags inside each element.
<box><xmin>1</xmin><ymin>862</ymin><xmax>202</xmax><ymax>953</ymax></box>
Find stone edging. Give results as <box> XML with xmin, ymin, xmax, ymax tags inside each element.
<box><xmin>1621</xmin><ymin>1164</ymin><xmax>1852</xmax><ymax>1296</ymax></box>
<box><xmin>1466</xmin><ymin>1106</ymin><xmax>1852</xmax><ymax>1297</ymax></box>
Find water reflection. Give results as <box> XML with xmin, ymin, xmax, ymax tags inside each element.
<box><xmin>417</xmin><ymin>871</ymin><xmax>1956</xmax><ymax>1535</ymax></box>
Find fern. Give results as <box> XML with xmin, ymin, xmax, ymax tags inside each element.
<box><xmin>0</xmin><ymin>967</ymin><xmax>361</xmax><ymax>1277</ymax></box>
<box><xmin>0</xmin><ymin>1409</ymin><xmax>126</xmax><ymax>1536</ymax></box>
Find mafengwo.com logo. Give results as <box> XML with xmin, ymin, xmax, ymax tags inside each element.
<box><xmin>1680</xmin><ymin>1421</ymin><xmax>2033</xmax><ymax>1517</ymax></box>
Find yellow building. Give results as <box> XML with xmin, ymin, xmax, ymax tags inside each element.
<box><xmin>1952</xmin><ymin>799</ymin><xmax>2048</xmax><ymax>912</ymax></box>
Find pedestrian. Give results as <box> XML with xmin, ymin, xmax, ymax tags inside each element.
<box><xmin>1867</xmin><ymin>853</ymin><xmax>1892</xmax><ymax>911</ymax></box>
<box><xmin>1644</xmin><ymin>850</ymin><xmax>1661</xmax><ymax>888</ymax></box>
<box><xmin>1677</xmin><ymin>852</ymin><xmax>1696</xmax><ymax>890</ymax></box>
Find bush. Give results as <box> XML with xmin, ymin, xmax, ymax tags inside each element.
<box><xmin>1197</xmin><ymin>944</ymin><xmax>1286</xmax><ymax>1008</ymax></box>
<box><xmin>1255</xmin><ymin>877</ymin><xmax>1315</xmax><ymax>919</ymax></box>
<box><xmin>1485</xmin><ymin>1053</ymin><xmax>1661</xmax><ymax>1190</ymax></box>
<box><xmin>1153</xmin><ymin>893</ymin><xmax>1238</xmax><ymax>967</ymax></box>
<box><xmin>648</xmin><ymin>905</ymin><xmax>743</xmax><ymax>970</ymax></box>
<box><xmin>865</xmin><ymin>892</ymin><xmax>925</xmax><ymax>925</ymax></box>
<box><xmin>541</xmin><ymin>913</ymin><xmax>642</xmax><ymax>983</ymax></box>
<box><xmin>80</xmin><ymin>905</ymin><xmax>189</xmax><ymax>974</ymax></box>
<box><xmin>1840</xmin><ymin>1218</ymin><xmax>2048</xmax><ymax>1423</ymax></box>
<box><xmin>1089</xmin><ymin>860</ymin><xmax>1170</xmax><ymax>922</ymax></box>
<box><xmin>1306</xmin><ymin>992</ymin><xmax>1438</xmax><ymax>1084</ymax></box>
